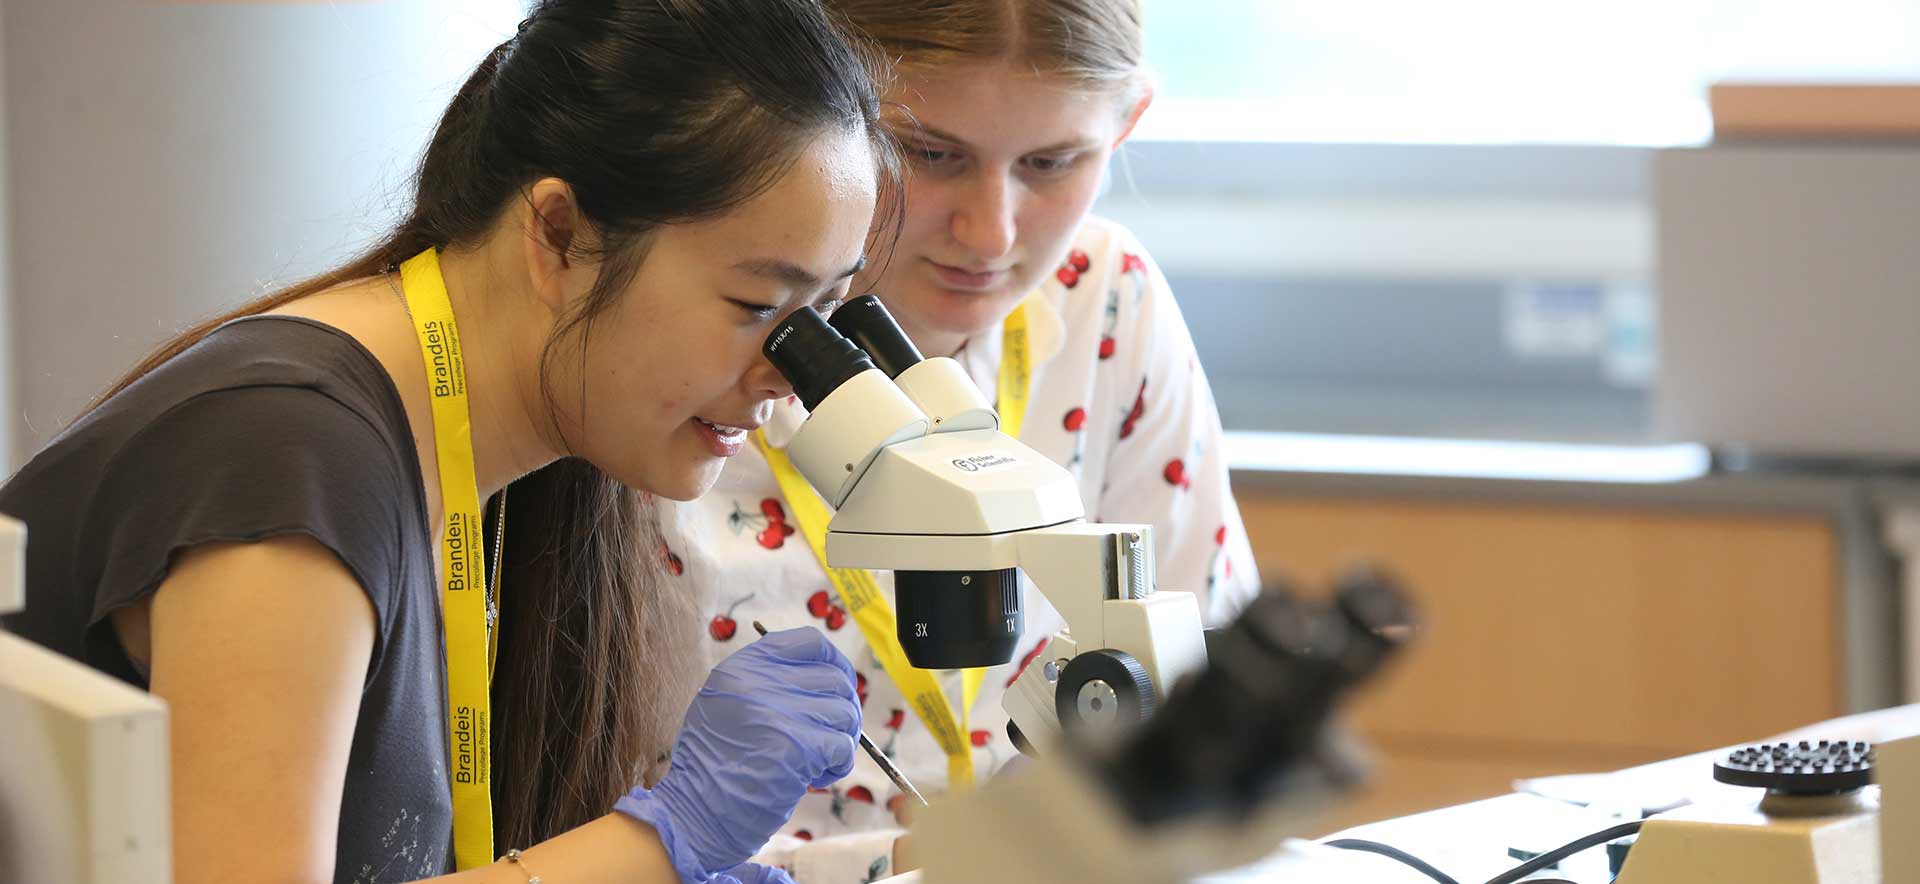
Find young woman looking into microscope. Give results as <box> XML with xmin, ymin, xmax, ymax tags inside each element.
<box><xmin>658</xmin><ymin>1</ymin><xmax>1263</xmax><ymax>880</ymax></box>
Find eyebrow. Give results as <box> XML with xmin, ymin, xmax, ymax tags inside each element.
<box><xmin>733</xmin><ymin>255</ymin><xmax>869</xmax><ymax>292</ymax></box>
<box><xmin>910</xmin><ymin>124</ymin><xmax>1102</xmax><ymax>155</ymax></box>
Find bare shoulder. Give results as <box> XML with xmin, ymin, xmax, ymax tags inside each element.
<box><xmin>147</xmin><ymin>534</ymin><xmax>380</xmax><ymax>736</ymax></box>
<box><xmin>153</xmin><ymin>534</ymin><xmax>378</xmax><ymax>650</ymax></box>
<box><xmin>112</xmin><ymin>530</ymin><xmax>380</xmax><ymax>675</ymax></box>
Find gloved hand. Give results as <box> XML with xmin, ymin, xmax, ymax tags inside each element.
<box><xmin>615</xmin><ymin>627</ymin><xmax>860</xmax><ymax>882</ymax></box>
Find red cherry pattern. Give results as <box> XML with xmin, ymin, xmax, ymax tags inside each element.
<box><xmin>805</xmin><ymin>588</ymin><xmax>848</xmax><ymax>631</ymax></box>
<box><xmin>1056</xmin><ymin>249</ymin><xmax>1092</xmax><ymax>288</ymax></box>
<box><xmin>856</xmin><ymin>671</ymin><xmax>869</xmax><ymax>706</ymax></box>
<box><xmin>1062</xmin><ymin>407</ymin><xmax>1087</xmax><ymax>432</ymax></box>
<box><xmin>1007</xmin><ymin>637</ymin><xmax>1051</xmax><ymax>688</ymax></box>
<box><xmin>1098</xmin><ymin>336</ymin><xmax>1116</xmax><ymax>360</ymax></box>
<box><xmin>762</xmin><ymin>499</ymin><xmax>795</xmax><ymax>548</ymax></box>
<box><xmin>1121</xmin><ymin>252</ymin><xmax>1146</xmax><ymax>275</ymax></box>
<box><xmin>1163</xmin><ymin>458</ymin><xmax>1191</xmax><ymax>490</ymax></box>
<box><xmin>794</xmin><ymin>830</ymin><xmax>814</xmax><ymax>842</ymax></box>
<box><xmin>1119</xmin><ymin>379</ymin><xmax>1147</xmax><ymax>440</ymax></box>
<box><xmin>708</xmin><ymin>592</ymin><xmax>757</xmax><ymax>642</ymax></box>
<box><xmin>886</xmin><ymin>708</ymin><xmax>906</xmax><ymax>731</ymax></box>
<box><xmin>846</xmin><ymin>785</ymin><xmax>875</xmax><ymax>804</ymax></box>
<box><xmin>1208</xmin><ymin>524</ymin><xmax>1235</xmax><ymax>587</ymax></box>
<box><xmin>970</xmin><ymin>729</ymin><xmax>992</xmax><ymax>748</ymax></box>
<box><xmin>659</xmin><ymin>544</ymin><xmax>684</xmax><ymax>576</ymax></box>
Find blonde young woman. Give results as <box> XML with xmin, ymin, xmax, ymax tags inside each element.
<box><xmin>657</xmin><ymin>2</ymin><xmax>1261</xmax><ymax>881</ymax></box>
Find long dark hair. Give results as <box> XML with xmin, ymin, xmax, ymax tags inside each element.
<box><xmin>88</xmin><ymin>0</ymin><xmax>897</xmax><ymax>850</ymax></box>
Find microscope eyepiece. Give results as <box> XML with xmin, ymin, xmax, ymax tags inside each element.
<box><xmin>827</xmin><ymin>295</ymin><xmax>924</xmax><ymax>379</ymax></box>
<box><xmin>764</xmin><ymin>306</ymin><xmax>876</xmax><ymax>411</ymax></box>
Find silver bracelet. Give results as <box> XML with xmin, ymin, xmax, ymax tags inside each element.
<box><xmin>502</xmin><ymin>848</ymin><xmax>544</xmax><ymax>884</ymax></box>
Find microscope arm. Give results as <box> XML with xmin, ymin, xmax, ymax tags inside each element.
<box><xmin>1002</xmin><ymin>523</ymin><xmax>1207</xmax><ymax>754</ymax></box>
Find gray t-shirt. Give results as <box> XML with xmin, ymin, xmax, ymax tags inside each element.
<box><xmin>1</xmin><ymin>315</ymin><xmax>455</xmax><ymax>882</ymax></box>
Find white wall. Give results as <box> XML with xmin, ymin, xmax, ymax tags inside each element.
<box><xmin>3</xmin><ymin>0</ymin><xmax>522</xmax><ymax>467</ymax></box>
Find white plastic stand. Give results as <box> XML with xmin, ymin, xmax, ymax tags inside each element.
<box><xmin>0</xmin><ymin>514</ymin><xmax>172</xmax><ymax>883</ymax></box>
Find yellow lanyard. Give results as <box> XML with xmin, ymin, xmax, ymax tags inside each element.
<box><xmin>755</xmin><ymin>300</ymin><xmax>1034</xmax><ymax>791</ymax></box>
<box><xmin>998</xmin><ymin>299</ymin><xmax>1033</xmax><ymax>441</ymax></box>
<box><xmin>398</xmin><ymin>249</ymin><xmax>495</xmax><ymax>870</ymax></box>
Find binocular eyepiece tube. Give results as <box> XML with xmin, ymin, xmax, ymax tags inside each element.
<box><xmin>763</xmin><ymin>305</ymin><xmax>876</xmax><ymax>412</ymax></box>
<box><xmin>763</xmin><ymin>295</ymin><xmax>928</xmax><ymax>410</ymax></box>
<box><xmin>829</xmin><ymin>295</ymin><xmax>925</xmax><ymax>379</ymax></box>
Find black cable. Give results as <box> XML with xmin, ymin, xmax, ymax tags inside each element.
<box><xmin>1481</xmin><ymin>820</ymin><xmax>1644</xmax><ymax>884</ymax></box>
<box><xmin>1326</xmin><ymin>818</ymin><xmax>1644</xmax><ymax>884</ymax></box>
<box><xmin>1322</xmin><ymin>839</ymin><xmax>1462</xmax><ymax>884</ymax></box>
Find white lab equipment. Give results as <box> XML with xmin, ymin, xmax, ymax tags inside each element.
<box><xmin>764</xmin><ymin>296</ymin><xmax>1211</xmax><ymax>754</ymax></box>
<box><xmin>0</xmin><ymin>513</ymin><xmax>172</xmax><ymax>883</ymax></box>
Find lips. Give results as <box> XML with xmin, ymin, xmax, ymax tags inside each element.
<box><xmin>691</xmin><ymin>416</ymin><xmax>756</xmax><ymax>457</ymax></box>
<box><xmin>928</xmin><ymin>259</ymin><xmax>1012</xmax><ymax>292</ymax></box>
<box><xmin>696</xmin><ymin>417</ymin><xmax>753</xmax><ymax>437</ymax></box>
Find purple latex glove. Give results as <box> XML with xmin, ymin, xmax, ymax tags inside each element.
<box><xmin>616</xmin><ymin>628</ymin><xmax>860</xmax><ymax>882</ymax></box>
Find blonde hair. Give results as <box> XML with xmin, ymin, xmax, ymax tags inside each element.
<box><xmin>830</xmin><ymin>0</ymin><xmax>1146</xmax><ymax>94</ymax></box>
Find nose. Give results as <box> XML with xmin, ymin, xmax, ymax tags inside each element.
<box><xmin>950</xmin><ymin>170</ymin><xmax>1017</xmax><ymax>261</ymax></box>
<box><xmin>744</xmin><ymin>352</ymin><xmax>795</xmax><ymax>402</ymax></box>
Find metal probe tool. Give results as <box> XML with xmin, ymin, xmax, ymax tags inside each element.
<box><xmin>754</xmin><ymin>621</ymin><xmax>930</xmax><ymax>807</ymax></box>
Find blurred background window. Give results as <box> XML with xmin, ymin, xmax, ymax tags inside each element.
<box><xmin>1093</xmin><ymin>0</ymin><xmax>1920</xmax><ymax>445</ymax></box>
<box><xmin>1139</xmin><ymin>0</ymin><xmax>1920</xmax><ymax>146</ymax></box>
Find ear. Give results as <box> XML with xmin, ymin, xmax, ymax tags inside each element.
<box><xmin>1112</xmin><ymin>85</ymin><xmax>1155</xmax><ymax>149</ymax></box>
<box><xmin>521</xmin><ymin>177</ymin><xmax>591</xmax><ymax>315</ymax></box>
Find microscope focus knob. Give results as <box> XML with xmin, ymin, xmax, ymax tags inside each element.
<box><xmin>1056</xmin><ymin>649</ymin><xmax>1157</xmax><ymax>739</ymax></box>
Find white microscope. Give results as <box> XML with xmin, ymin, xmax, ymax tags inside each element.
<box><xmin>762</xmin><ymin>297</ymin><xmax>1414</xmax><ymax>883</ymax></box>
<box><xmin>764</xmin><ymin>295</ymin><xmax>1213</xmax><ymax>753</ymax></box>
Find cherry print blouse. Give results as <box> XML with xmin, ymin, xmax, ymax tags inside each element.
<box><xmin>657</xmin><ymin>216</ymin><xmax>1261</xmax><ymax>883</ymax></box>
